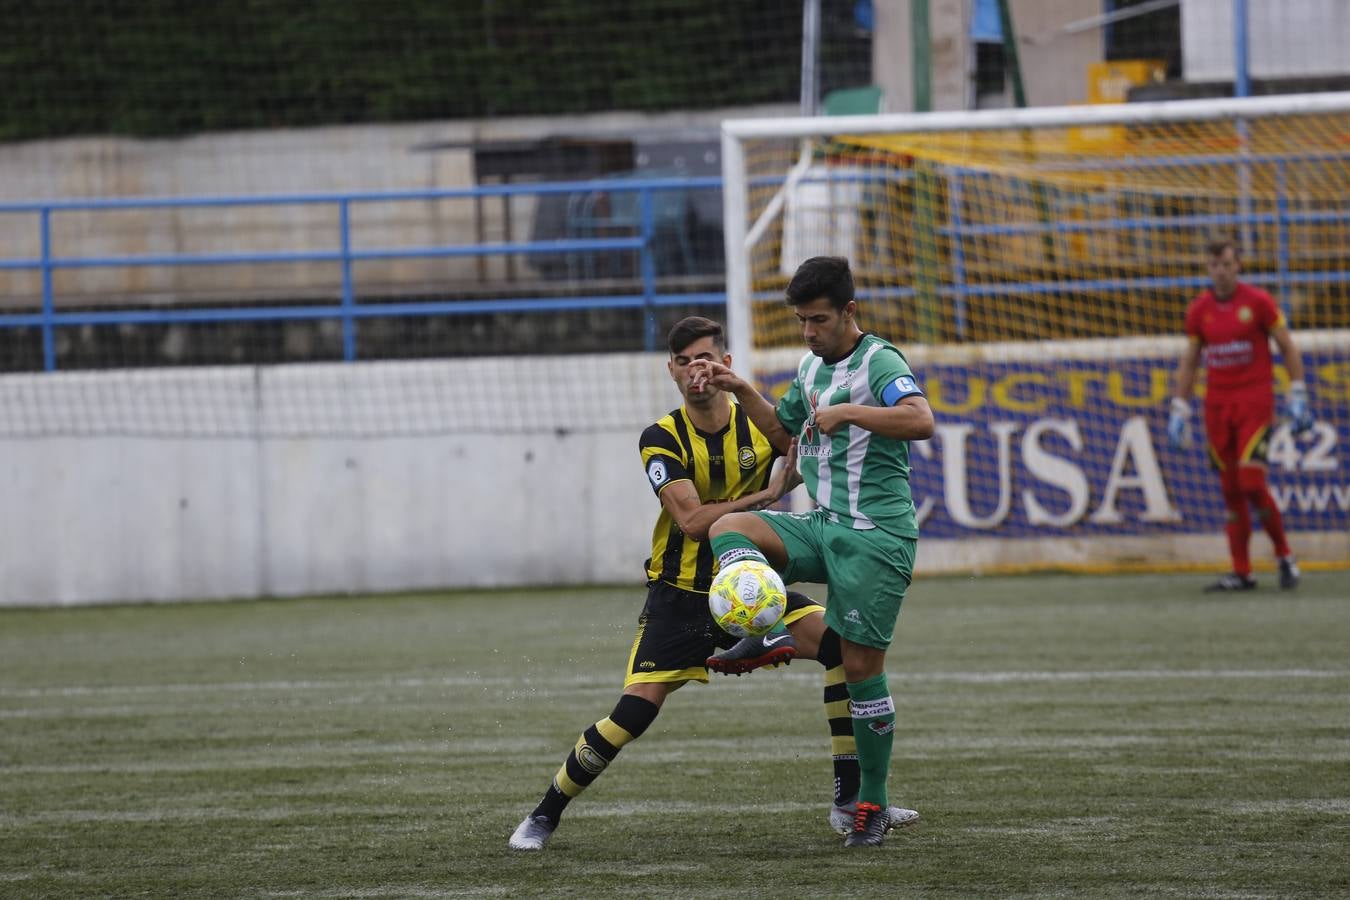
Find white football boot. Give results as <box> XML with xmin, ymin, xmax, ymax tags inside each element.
<box><xmin>829</xmin><ymin>799</ymin><xmax>920</xmax><ymax>835</ymax></box>
<box><xmin>508</xmin><ymin>815</ymin><xmax>557</xmax><ymax>851</ymax></box>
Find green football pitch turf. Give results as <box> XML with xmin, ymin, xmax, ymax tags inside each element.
<box><xmin>2</xmin><ymin>571</ymin><xmax>1348</xmax><ymax>898</ymax></box>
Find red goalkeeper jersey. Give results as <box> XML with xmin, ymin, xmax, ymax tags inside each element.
<box><xmin>1184</xmin><ymin>282</ymin><xmax>1285</xmax><ymax>399</ymax></box>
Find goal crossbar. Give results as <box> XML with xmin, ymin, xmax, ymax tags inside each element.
<box><xmin>720</xmin><ymin>91</ymin><xmax>1350</xmax><ymax>369</ymax></box>
<box><xmin>723</xmin><ymin>90</ymin><xmax>1350</xmax><ymax>141</ymax></box>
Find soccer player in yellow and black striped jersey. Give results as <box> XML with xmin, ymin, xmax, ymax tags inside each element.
<box><xmin>509</xmin><ymin>316</ymin><xmax>908</xmax><ymax>851</ymax></box>
<box><xmin>640</xmin><ymin>378</ymin><xmax>779</xmax><ymax>595</ymax></box>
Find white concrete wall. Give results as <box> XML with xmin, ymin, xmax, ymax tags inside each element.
<box><xmin>0</xmin><ymin>428</ymin><xmax>654</xmax><ymax>607</ymax></box>
<box><xmin>872</xmin><ymin>0</ymin><xmax>1102</xmax><ymax>112</ymax></box>
<box><xmin>871</xmin><ymin>0</ymin><xmax>974</xmax><ymax>113</ymax></box>
<box><xmin>872</xmin><ymin>0</ymin><xmax>916</xmax><ymax>112</ymax></box>
<box><xmin>0</xmin><ymin>436</ymin><xmax>261</xmax><ymax>604</ymax></box>
<box><xmin>257</xmin><ymin>431</ymin><xmax>644</xmax><ymax>598</ymax></box>
<box><xmin>0</xmin><ymin>354</ymin><xmax>679</xmax><ymax>607</ymax></box>
<box><xmin>1011</xmin><ymin>0</ymin><xmax>1103</xmax><ymax>107</ymax></box>
<box><xmin>1183</xmin><ymin>0</ymin><xmax>1350</xmax><ymax>82</ymax></box>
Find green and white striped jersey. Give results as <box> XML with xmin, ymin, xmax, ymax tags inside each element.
<box><xmin>776</xmin><ymin>333</ymin><xmax>923</xmax><ymax>537</ymax></box>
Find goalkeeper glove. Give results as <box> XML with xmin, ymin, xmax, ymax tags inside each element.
<box><xmin>1286</xmin><ymin>382</ymin><xmax>1315</xmax><ymax>435</ymax></box>
<box><xmin>1166</xmin><ymin>397</ymin><xmax>1192</xmax><ymax>449</ymax></box>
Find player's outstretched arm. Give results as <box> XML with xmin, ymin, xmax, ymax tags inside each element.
<box><xmin>687</xmin><ymin>358</ymin><xmax>793</xmax><ymax>452</ymax></box>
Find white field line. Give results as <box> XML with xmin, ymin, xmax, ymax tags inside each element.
<box><xmin>24</xmin><ymin>796</ymin><xmax>1317</xmax><ymax>830</ymax></box>
<box><xmin>6</xmin><ymin>733</ymin><xmax>1345</xmax><ymax>779</ymax></box>
<box><xmin>894</xmin><ymin>668</ymin><xmax>1350</xmax><ymax>684</ymax></box>
<box><xmin>278</xmin><ymin>890</ymin><xmax>513</xmax><ymax>900</ymax></box>
<box><xmin>1</xmin><ymin>667</ymin><xmax>1346</xmax><ymax>701</ymax></box>
<box><xmin>1227</xmin><ymin>799</ymin><xmax>1350</xmax><ymax>815</ymax></box>
<box><xmin>5</xmin><ymin>796</ymin><xmax>1345</xmax><ymax>831</ymax></box>
<box><xmin>0</xmin><ymin>804</ymin><xmax>411</xmax><ymax>827</ymax></box>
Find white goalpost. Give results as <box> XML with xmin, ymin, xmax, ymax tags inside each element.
<box><xmin>721</xmin><ymin>90</ymin><xmax>1350</xmax><ymax>371</ymax></box>
<box><xmin>719</xmin><ymin>92</ymin><xmax>1350</xmax><ymax>573</ymax></box>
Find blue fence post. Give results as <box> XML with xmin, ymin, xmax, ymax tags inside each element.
<box><xmin>639</xmin><ymin>188</ymin><xmax>658</xmax><ymax>351</ymax></box>
<box><xmin>945</xmin><ymin>167</ymin><xmax>969</xmax><ymax>341</ymax></box>
<box><xmin>1234</xmin><ymin>0</ymin><xmax>1250</xmax><ymax>98</ymax></box>
<box><xmin>40</xmin><ymin>207</ymin><xmax>56</xmax><ymax>371</ymax></box>
<box><xmin>1275</xmin><ymin>160</ymin><xmax>1291</xmax><ymax>320</ymax></box>
<box><xmin>339</xmin><ymin>199</ymin><xmax>356</xmax><ymax>361</ymax></box>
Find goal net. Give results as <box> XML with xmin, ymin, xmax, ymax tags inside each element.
<box><xmin>721</xmin><ymin>93</ymin><xmax>1350</xmax><ymax>573</ymax></box>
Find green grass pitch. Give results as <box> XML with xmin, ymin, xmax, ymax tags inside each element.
<box><xmin>2</xmin><ymin>571</ymin><xmax>1348</xmax><ymax>898</ymax></box>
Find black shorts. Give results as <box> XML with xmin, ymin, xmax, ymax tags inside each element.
<box><xmin>622</xmin><ymin>581</ymin><xmax>823</xmax><ymax>688</ymax></box>
<box><xmin>623</xmin><ymin>581</ymin><xmax>735</xmax><ymax>688</ymax></box>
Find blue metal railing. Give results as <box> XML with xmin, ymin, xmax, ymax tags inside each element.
<box><xmin>2</xmin><ymin>159</ymin><xmax>1347</xmax><ymax>371</ymax></box>
<box><xmin>0</xmin><ymin>176</ymin><xmax>724</xmax><ymax>369</ymax></box>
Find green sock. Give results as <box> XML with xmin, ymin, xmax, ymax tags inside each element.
<box><xmin>709</xmin><ymin>532</ymin><xmax>768</xmax><ymax>567</ymax></box>
<box><xmin>846</xmin><ymin>672</ymin><xmax>894</xmax><ymax>807</ymax></box>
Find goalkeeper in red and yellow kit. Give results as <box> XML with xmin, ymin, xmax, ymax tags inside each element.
<box><xmin>1168</xmin><ymin>239</ymin><xmax>1315</xmax><ymax>592</ymax></box>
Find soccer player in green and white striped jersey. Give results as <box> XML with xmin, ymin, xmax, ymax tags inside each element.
<box><xmin>689</xmin><ymin>256</ymin><xmax>934</xmax><ymax>848</ymax></box>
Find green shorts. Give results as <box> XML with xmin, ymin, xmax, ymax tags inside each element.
<box><xmin>755</xmin><ymin>509</ymin><xmax>915</xmax><ymax>650</ymax></box>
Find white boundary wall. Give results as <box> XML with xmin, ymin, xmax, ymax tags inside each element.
<box><xmin>0</xmin><ymin>355</ymin><xmax>681</xmax><ymax>607</ymax></box>
<box><xmin>2</xmin><ymin>341</ymin><xmax>1345</xmax><ymax>608</ymax></box>
<box><xmin>1183</xmin><ymin>0</ymin><xmax>1350</xmax><ymax>82</ymax></box>
<box><xmin>0</xmin><ymin>430</ymin><xmax>654</xmax><ymax>607</ymax></box>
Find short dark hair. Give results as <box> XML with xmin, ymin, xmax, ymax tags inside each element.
<box><xmin>785</xmin><ymin>256</ymin><xmax>855</xmax><ymax>310</ymax></box>
<box><xmin>667</xmin><ymin>316</ymin><xmax>725</xmax><ymax>356</ymax></box>
<box><xmin>1206</xmin><ymin>237</ymin><xmax>1239</xmax><ymax>259</ymax></box>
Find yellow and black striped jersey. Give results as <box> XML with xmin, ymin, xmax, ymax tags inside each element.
<box><xmin>639</xmin><ymin>400</ymin><xmax>779</xmax><ymax>592</ymax></box>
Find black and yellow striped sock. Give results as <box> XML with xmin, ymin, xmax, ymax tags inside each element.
<box><xmin>530</xmin><ymin>693</ymin><xmax>660</xmax><ymax>823</ymax></box>
<box><xmin>823</xmin><ymin>664</ymin><xmax>861</xmax><ymax>805</ymax></box>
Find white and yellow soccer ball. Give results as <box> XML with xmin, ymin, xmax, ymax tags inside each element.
<box><xmin>707</xmin><ymin>559</ymin><xmax>787</xmax><ymax>638</ymax></box>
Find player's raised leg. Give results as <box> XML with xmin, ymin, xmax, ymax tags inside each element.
<box><xmin>706</xmin><ymin>590</ymin><xmax>823</xmax><ymax>675</ymax></box>
<box><xmin>705</xmin><ymin>513</ymin><xmax>795</xmax><ymax>673</ymax></box>
<box><xmin>708</xmin><ymin>511</ymin><xmax>788</xmax><ymax>567</ymax></box>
